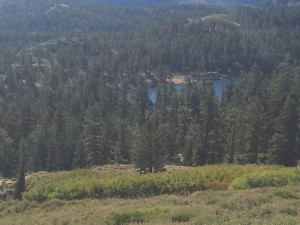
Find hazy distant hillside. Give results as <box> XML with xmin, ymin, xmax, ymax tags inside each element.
<box><xmin>54</xmin><ymin>0</ymin><xmax>300</xmax><ymax>6</ymax></box>
<box><xmin>56</xmin><ymin>0</ymin><xmax>179</xmax><ymax>5</ymax></box>
<box><xmin>272</xmin><ymin>0</ymin><xmax>300</xmax><ymax>5</ymax></box>
<box><xmin>179</xmin><ymin>0</ymin><xmax>300</xmax><ymax>5</ymax></box>
<box><xmin>0</xmin><ymin>0</ymin><xmax>175</xmax><ymax>33</ymax></box>
<box><xmin>3</xmin><ymin>0</ymin><xmax>298</xmax><ymax>7</ymax></box>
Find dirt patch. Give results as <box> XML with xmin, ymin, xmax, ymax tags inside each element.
<box><xmin>92</xmin><ymin>164</ymin><xmax>138</xmax><ymax>174</ymax></box>
<box><xmin>165</xmin><ymin>165</ymin><xmax>192</xmax><ymax>171</ymax></box>
<box><xmin>167</xmin><ymin>75</ymin><xmax>186</xmax><ymax>84</ymax></box>
<box><xmin>92</xmin><ymin>164</ymin><xmax>191</xmax><ymax>174</ymax></box>
<box><xmin>0</xmin><ymin>171</ymin><xmax>50</xmax><ymax>201</ymax></box>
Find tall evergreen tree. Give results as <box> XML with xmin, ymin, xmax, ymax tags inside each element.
<box><xmin>14</xmin><ymin>147</ymin><xmax>25</xmax><ymax>200</ymax></box>
<box><xmin>134</xmin><ymin>113</ymin><xmax>165</xmax><ymax>173</ymax></box>
<box><xmin>133</xmin><ymin>75</ymin><xmax>153</xmax><ymax>125</ymax></box>
<box><xmin>0</xmin><ymin>128</ymin><xmax>13</xmax><ymax>177</ymax></box>
<box><xmin>270</xmin><ymin>94</ymin><xmax>298</xmax><ymax>166</ymax></box>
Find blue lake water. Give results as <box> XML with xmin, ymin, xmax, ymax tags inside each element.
<box><xmin>149</xmin><ymin>76</ymin><xmax>239</xmax><ymax>102</ymax></box>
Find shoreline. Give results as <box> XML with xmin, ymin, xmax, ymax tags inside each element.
<box><xmin>166</xmin><ymin>75</ymin><xmax>186</xmax><ymax>84</ymax></box>
<box><xmin>166</xmin><ymin>73</ymin><xmax>237</xmax><ymax>84</ymax></box>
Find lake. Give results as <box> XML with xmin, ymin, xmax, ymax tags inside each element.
<box><xmin>149</xmin><ymin>76</ymin><xmax>239</xmax><ymax>102</ymax></box>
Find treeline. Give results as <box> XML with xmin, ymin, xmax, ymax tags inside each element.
<box><xmin>1</xmin><ymin>57</ymin><xmax>300</xmax><ymax>177</ymax></box>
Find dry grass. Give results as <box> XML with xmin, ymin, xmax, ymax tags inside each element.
<box><xmin>1</xmin><ymin>185</ymin><xmax>299</xmax><ymax>225</ymax></box>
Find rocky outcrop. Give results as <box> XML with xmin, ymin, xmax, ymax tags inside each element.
<box><xmin>0</xmin><ymin>178</ymin><xmax>16</xmax><ymax>201</ymax></box>
<box><xmin>0</xmin><ymin>171</ymin><xmax>49</xmax><ymax>201</ymax></box>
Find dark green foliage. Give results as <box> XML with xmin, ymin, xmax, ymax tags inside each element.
<box><xmin>170</xmin><ymin>210</ymin><xmax>193</xmax><ymax>223</ymax></box>
<box><xmin>0</xmin><ymin>1</ymin><xmax>300</xmax><ymax>175</ymax></box>
<box><xmin>0</xmin><ymin>129</ymin><xmax>13</xmax><ymax>177</ymax></box>
<box><xmin>14</xmin><ymin>164</ymin><xmax>25</xmax><ymax>200</ymax></box>
<box><xmin>134</xmin><ymin>114</ymin><xmax>166</xmax><ymax>173</ymax></box>
<box><xmin>182</xmin><ymin>81</ymin><xmax>224</xmax><ymax>166</ymax></box>
<box><xmin>133</xmin><ymin>75</ymin><xmax>153</xmax><ymax>125</ymax></box>
<box><xmin>14</xmin><ymin>150</ymin><xmax>26</xmax><ymax>200</ymax></box>
<box><xmin>267</xmin><ymin>59</ymin><xmax>300</xmax><ymax>166</ymax></box>
<box><xmin>275</xmin><ymin>94</ymin><xmax>298</xmax><ymax>166</ymax></box>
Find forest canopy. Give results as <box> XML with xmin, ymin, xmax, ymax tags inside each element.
<box><xmin>0</xmin><ymin>0</ymin><xmax>300</xmax><ymax>177</ymax></box>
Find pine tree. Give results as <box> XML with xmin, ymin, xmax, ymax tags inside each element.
<box><xmin>14</xmin><ymin>143</ymin><xmax>26</xmax><ymax>200</ymax></box>
<box><xmin>14</xmin><ymin>161</ymin><xmax>25</xmax><ymax>200</ymax></box>
<box><xmin>192</xmin><ymin>82</ymin><xmax>224</xmax><ymax>165</ymax></box>
<box><xmin>243</xmin><ymin>98</ymin><xmax>265</xmax><ymax>163</ymax></box>
<box><xmin>134</xmin><ymin>114</ymin><xmax>165</xmax><ymax>173</ymax></box>
<box><xmin>272</xmin><ymin>94</ymin><xmax>298</xmax><ymax>166</ymax></box>
<box><xmin>112</xmin><ymin>118</ymin><xmax>132</xmax><ymax>163</ymax></box>
<box><xmin>0</xmin><ymin>128</ymin><xmax>13</xmax><ymax>177</ymax></box>
<box><xmin>267</xmin><ymin>58</ymin><xmax>298</xmax><ymax>165</ymax></box>
<box><xmin>72</xmin><ymin>138</ymin><xmax>86</xmax><ymax>169</ymax></box>
<box><xmin>133</xmin><ymin>75</ymin><xmax>153</xmax><ymax>125</ymax></box>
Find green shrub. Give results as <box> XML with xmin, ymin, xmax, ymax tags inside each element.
<box><xmin>275</xmin><ymin>190</ymin><xmax>299</xmax><ymax>199</ymax></box>
<box><xmin>14</xmin><ymin>200</ymin><xmax>37</xmax><ymax>213</ymax></box>
<box><xmin>228</xmin><ymin>168</ymin><xmax>300</xmax><ymax>190</ymax></box>
<box><xmin>106</xmin><ymin>206</ymin><xmax>171</xmax><ymax>225</ymax></box>
<box><xmin>170</xmin><ymin>209</ymin><xmax>194</xmax><ymax>223</ymax></box>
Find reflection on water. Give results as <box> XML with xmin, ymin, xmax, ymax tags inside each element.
<box><xmin>149</xmin><ymin>77</ymin><xmax>239</xmax><ymax>102</ymax></box>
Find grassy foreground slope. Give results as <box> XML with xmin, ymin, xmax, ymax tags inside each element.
<box><xmin>23</xmin><ymin>165</ymin><xmax>300</xmax><ymax>201</ymax></box>
<box><xmin>0</xmin><ymin>186</ymin><xmax>300</xmax><ymax>225</ymax></box>
<box><xmin>0</xmin><ymin>165</ymin><xmax>300</xmax><ymax>225</ymax></box>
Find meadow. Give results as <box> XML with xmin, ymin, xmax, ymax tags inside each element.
<box><xmin>23</xmin><ymin>165</ymin><xmax>300</xmax><ymax>201</ymax></box>
<box><xmin>0</xmin><ymin>165</ymin><xmax>299</xmax><ymax>225</ymax></box>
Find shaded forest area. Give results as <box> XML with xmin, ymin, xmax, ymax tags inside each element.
<box><xmin>0</xmin><ymin>0</ymin><xmax>300</xmax><ymax>177</ymax></box>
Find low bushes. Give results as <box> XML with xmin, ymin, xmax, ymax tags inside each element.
<box><xmin>228</xmin><ymin>168</ymin><xmax>300</xmax><ymax>190</ymax></box>
<box><xmin>23</xmin><ymin>165</ymin><xmax>300</xmax><ymax>201</ymax></box>
<box><xmin>170</xmin><ymin>208</ymin><xmax>195</xmax><ymax>223</ymax></box>
<box><xmin>106</xmin><ymin>206</ymin><xmax>170</xmax><ymax>225</ymax></box>
<box><xmin>275</xmin><ymin>190</ymin><xmax>299</xmax><ymax>199</ymax></box>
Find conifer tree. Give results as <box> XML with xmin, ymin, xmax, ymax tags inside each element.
<box><xmin>134</xmin><ymin>113</ymin><xmax>165</xmax><ymax>173</ymax></box>
<box><xmin>14</xmin><ymin>141</ymin><xmax>26</xmax><ymax>200</ymax></box>
<box><xmin>0</xmin><ymin>128</ymin><xmax>13</xmax><ymax>177</ymax></box>
<box><xmin>14</xmin><ymin>161</ymin><xmax>25</xmax><ymax>200</ymax></box>
<box><xmin>133</xmin><ymin>75</ymin><xmax>153</xmax><ymax>125</ymax></box>
<box><xmin>272</xmin><ymin>94</ymin><xmax>298</xmax><ymax>166</ymax></box>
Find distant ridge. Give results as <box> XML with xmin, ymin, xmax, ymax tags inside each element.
<box><xmin>56</xmin><ymin>0</ymin><xmax>178</xmax><ymax>5</ymax></box>
<box><xmin>54</xmin><ymin>0</ymin><xmax>300</xmax><ymax>6</ymax></box>
<box><xmin>179</xmin><ymin>0</ymin><xmax>300</xmax><ymax>5</ymax></box>
<box><xmin>272</xmin><ymin>0</ymin><xmax>300</xmax><ymax>5</ymax></box>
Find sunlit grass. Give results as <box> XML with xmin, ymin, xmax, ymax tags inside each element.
<box><xmin>1</xmin><ymin>164</ymin><xmax>299</xmax><ymax>224</ymax></box>
<box><xmin>23</xmin><ymin>165</ymin><xmax>300</xmax><ymax>201</ymax></box>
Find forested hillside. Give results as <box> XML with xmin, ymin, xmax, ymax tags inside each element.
<box><xmin>0</xmin><ymin>0</ymin><xmax>300</xmax><ymax>178</ymax></box>
<box><xmin>55</xmin><ymin>0</ymin><xmax>300</xmax><ymax>6</ymax></box>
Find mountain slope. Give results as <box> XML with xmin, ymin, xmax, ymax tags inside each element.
<box><xmin>56</xmin><ymin>0</ymin><xmax>179</xmax><ymax>5</ymax></box>
<box><xmin>272</xmin><ymin>0</ymin><xmax>300</xmax><ymax>5</ymax></box>
<box><xmin>179</xmin><ymin>0</ymin><xmax>300</xmax><ymax>5</ymax></box>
